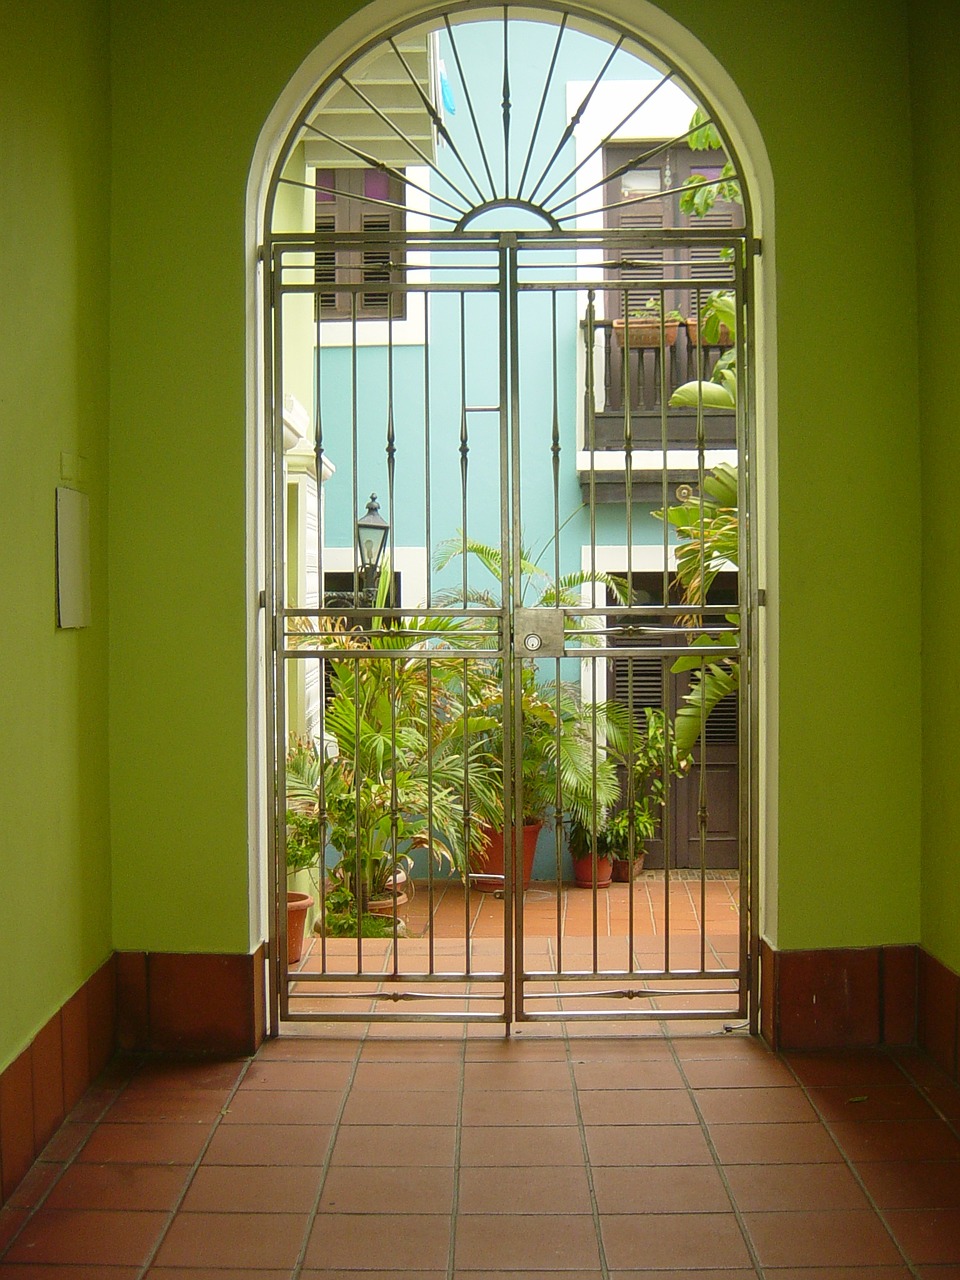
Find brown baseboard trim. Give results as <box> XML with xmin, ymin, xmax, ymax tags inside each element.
<box><xmin>0</xmin><ymin>954</ymin><xmax>116</xmax><ymax>1207</ymax></box>
<box><xmin>759</xmin><ymin>942</ymin><xmax>918</xmax><ymax>1052</ymax></box>
<box><xmin>116</xmin><ymin>946</ymin><xmax>266</xmax><ymax>1058</ymax></box>
<box><xmin>0</xmin><ymin>945</ymin><xmax>266</xmax><ymax>1211</ymax></box>
<box><xmin>918</xmin><ymin>949</ymin><xmax>959</xmax><ymax>1078</ymax></box>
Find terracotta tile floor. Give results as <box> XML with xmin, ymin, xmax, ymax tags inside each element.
<box><xmin>291</xmin><ymin>875</ymin><xmax>743</xmax><ymax>1025</ymax></box>
<box><xmin>3</xmin><ymin>1029</ymin><xmax>960</xmax><ymax>1276</ymax></box>
<box><xmin>396</xmin><ymin>873</ymin><xmax>742</xmax><ymax>943</ymax></box>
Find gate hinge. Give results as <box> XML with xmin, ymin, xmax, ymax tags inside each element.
<box><xmin>752</xmin><ymin>237</ymin><xmax>763</xmax><ymax>257</ymax></box>
<box><xmin>258</xmin><ymin>590</ymin><xmax>267</xmax><ymax>611</ymax></box>
<box><xmin>757</xmin><ymin>588</ymin><xmax>766</xmax><ymax>607</ymax></box>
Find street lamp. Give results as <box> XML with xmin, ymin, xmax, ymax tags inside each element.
<box><xmin>356</xmin><ymin>493</ymin><xmax>389</xmax><ymax>595</ymax></box>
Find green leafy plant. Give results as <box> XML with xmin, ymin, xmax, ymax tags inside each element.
<box><xmin>291</xmin><ymin>572</ymin><xmax>503</xmax><ymax>920</ymax></box>
<box><xmin>671</xmin><ymin>290</ymin><xmax>737</xmax><ymax>409</ymax></box>
<box><xmin>320</xmin><ymin>879</ymin><xmax>395</xmax><ymax>938</ymax></box>
<box><xmin>434</xmin><ymin>535</ymin><xmax>626</xmax><ymax>830</ymax></box>
<box><xmin>467</xmin><ymin>664</ymin><xmax>622</xmax><ymax>828</ymax></box>
<box><xmin>285</xmin><ymin>737</ymin><xmax>323</xmax><ymax>886</ymax></box>
<box><xmin>600</xmin><ymin>800</ymin><xmax>656</xmax><ymax>856</ymax></box>
<box><xmin>321</xmin><ymin>651</ymin><xmax>498</xmax><ymax>906</ymax></box>
<box><xmin>658</xmin><ymin>462</ymin><xmax>740</xmax><ymax>754</ymax></box>
<box><xmin>285</xmin><ymin>807</ymin><xmax>320</xmax><ymax>875</ymax></box>
<box><xmin>433</xmin><ymin>530</ymin><xmax>625</xmax><ymax>619</ymax></box>
<box><xmin>627</xmin><ymin>297</ymin><xmax>682</xmax><ymax>323</ymax></box>
<box><xmin>678</xmin><ymin>107</ymin><xmax>742</xmax><ymax>220</ymax></box>
<box><xmin>566</xmin><ymin>707</ymin><xmax>689</xmax><ymax>860</ymax></box>
<box><xmin>673</xmin><ymin>104</ymin><xmax>741</xmax><ymax>409</ymax></box>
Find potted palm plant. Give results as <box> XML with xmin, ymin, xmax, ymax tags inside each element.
<box><xmin>292</xmin><ymin>581</ymin><xmax>501</xmax><ymax>933</ymax></box>
<box><xmin>285</xmin><ymin>739</ymin><xmax>322</xmax><ymax>962</ymax></box>
<box><xmin>433</xmin><ymin>534</ymin><xmax>625</xmax><ymax>891</ymax></box>
<box><xmin>466</xmin><ymin>667</ymin><xmax>621</xmax><ymax>891</ymax></box>
<box><xmin>565</xmin><ymin>706</ymin><xmax>689</xmax><ymax>886</ymax></box>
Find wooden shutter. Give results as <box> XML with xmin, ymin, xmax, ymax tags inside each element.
<box><xmin>314</xmin><ymin>169</ymin><xmax>405</xmax><ymax>320</ymax></box>
<box><xmin>603</xmin><ymin>146</ymin><xmax>668</xmax><ymax>319</ymax></box>
<box><xmin>314</xmin><ymin>215</ymin><xmax>338</xmax><ymax>317</ymax></box>
<box><xmin>676</xmin><ymin>152</ymin><xmax>741</xmax><ymax>317</ymax></box>
<box><xmin>613</xmin><ymin>654</ymin><xmax>664</xmax><ymax>720</ymax></box>
<box><xmin>608</xmin><ymin>574</ymin><xmax>665</xmax><ymax>724</ymax></box>
<box><xmin>360</xmin><ymin>213</ymin><xmax>393</xmax><ymax>314</ymax></box>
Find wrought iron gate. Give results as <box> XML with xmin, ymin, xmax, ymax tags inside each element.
<box><xmin>261</xmin><ymin>6</ymin><xmax>757</xmax><ymax>1031</ymax></box>
<box><xmin>267</xmin><ymin>227</ymin><xmax>757</xmax><ymax>1029</ymax></box>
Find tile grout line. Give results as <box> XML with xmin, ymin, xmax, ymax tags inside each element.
<box><xmin>563</xmin><ymin>1010</ymin><xmax>610</xmax><ymax>1280</ymax></box>
<box><xmin>780</xmin><ymin>1050</ymin><xmax>926</xmax><ymax>1280</ymax></box>
<box><xmin>891</xmin><ymin>1047</ymin><xmax>960</xmax><ymax>1143</ymax></box>
<box><xmin>445</xmin><ymin>1027</ymin><xmax>468</xmax><ymax>1280</ymax></box>
<box><xmin>288</xmin><ymin>1035</ymin><xmax>368</xmax><ymax>1279</ymax></box>
<box><xmin>134</xmin><ymin>1053</ymin><xmax>259</xmax><ymax>1278</ymax></box>
<box><xmin>665</xmin><ymin>1034</ymin><xmax>767</xmax><ymax>1280</ymax></box>
<box><xmin>0</xmin><ymin>1058</ymin><xmax>137</xmax><ymax>1260</ymax></box>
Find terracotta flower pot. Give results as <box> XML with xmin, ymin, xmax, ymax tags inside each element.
<box><xmin>572</xmin><ymin>854</ymin><xmax>613</xmax><ymax>889</ymax></box>
<box><xmin>286</xmin><ymin>891</ymin><xmax>314</xmax><ymax>964</ymax></box>
<box><xmin>613</xmin><ymin>317</ymin><xmax>680</xmax><ymax>349</ymax></box>
<box><xmin>367</xmin><ymin>891</ymin><xmax>409</xmax><ymax>917</ymax></box>
<box><xmin>685</xmin><ymin>318</ymin><xmax>732</xmax><ymax>347</ymax></box>
<box><xmin>611</xmin><ymin>850</ymin><xmax>646</xmax><ymax>882</ymax></box>
<box><xmin>472</xmin><ymin>823</ymin><xmax>542</xmax><ymax>892</ymax></box>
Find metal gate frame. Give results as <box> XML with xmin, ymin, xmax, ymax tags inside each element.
<box><xmin>262</xmin><ymin>224</ymin><xmax>758</xmax><ymax>1033</ymax></box>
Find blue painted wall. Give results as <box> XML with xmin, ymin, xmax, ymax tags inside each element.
<box><xmin>307</xmin><ymin>20</ymin><xmax>685</xmax><ymax>882</ymax></box>
<box><xmin>314</xmin><ymin>19</ymin><xmax>671</xmax><ymax>603</ymax></box>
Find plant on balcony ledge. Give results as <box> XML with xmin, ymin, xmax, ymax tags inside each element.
<box><xmin>670</xmin><ymin>290</ymin><xmax>738</xmax><ymax>410</ymax></box>
<box><xmin>614</xmin><ymin>297</ymin><xmax>683</xmax><ymax>349</ymax></box>
<box><xmin>685</xmin><ymin>290</ymin><xmax>735</xmax><ymax>349</ymax></box>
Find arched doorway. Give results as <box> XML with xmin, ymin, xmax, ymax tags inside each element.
<box><xmin>252</xmin><ymin>3</ymin><xmax>769</xmax><ymax>1033</ymax></box>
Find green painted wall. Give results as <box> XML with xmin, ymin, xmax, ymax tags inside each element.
<box><xmin>0</xmin><ymin>0</ymin><xmax>112</xmax><ymax>1070</ymax></box>
<box><xmin>107</xmin><ymin>3</ymin><xmax>361</xmax><ymax>952</ymax></box>
<box><xmin>1</xmin><ymin>0</ymin><xmax>940</xmax><ymax>1077</ymax></box>
<box><xmin>911</xmin><ymin>1</ymin><xmax>960</xmax><ymax>974</ymax></box>
<box><xmin>108</xmin><ymin>0</ymin><xmax>924</xmax><ymax>956</ymax></box>
<box><xmin>665</xmin><ymin>0</ymin><xmax>923</xmax><ymax>949</ymax></box>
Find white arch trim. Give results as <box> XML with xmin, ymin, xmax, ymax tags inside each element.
<box><xmin>244</xmin><ymin>0</ymin><xmax>779</xmax><ymax>952</ymax></box>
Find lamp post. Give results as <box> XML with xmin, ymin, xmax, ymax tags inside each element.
<box><xmin>356</xmin><ymin>493</ymin><xmax>389</xmax><ymax>598</ymax></box>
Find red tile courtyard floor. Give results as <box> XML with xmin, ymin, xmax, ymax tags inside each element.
<box><xmin>0</xmin><ymin>877</ymin><xmax>952</xmax><ymax>1276</ymax></box>
<box><xmin>3</xmin><ymin>1025</ymin><xmax>960</xmax><ymax>1277</ymax></box>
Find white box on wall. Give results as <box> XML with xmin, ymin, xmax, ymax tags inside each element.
<box><xmin>56</xmin><ymin>487</ymin><xmax>91</xmax><ymax>628</ymax></box>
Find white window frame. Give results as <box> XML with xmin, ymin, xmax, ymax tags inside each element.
<box><xmin>318</xmin><ymin>543</ymin><xmax>428</xmax><ymax>607</ymax></box>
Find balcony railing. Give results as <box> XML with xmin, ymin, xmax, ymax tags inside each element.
<box><xmin>583</xmin><ymin>318</ymin><xmax>736</xmax><ymax>451</ymax></box>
